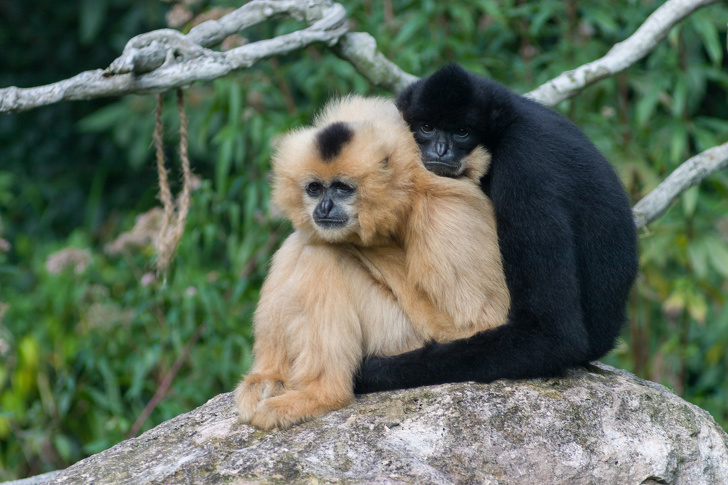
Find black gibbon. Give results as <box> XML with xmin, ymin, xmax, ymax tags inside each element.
<box><xmin>234</xmin><ymin>95</ymin><xmax>510</xmax><ymax>429</ymax></box>
<box><xmin>354</xmin><ymin>63</ymin><xmax>639</xmax><ymax>393</ymax></box>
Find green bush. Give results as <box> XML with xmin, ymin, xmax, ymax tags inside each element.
<box><xmin>1</xmin><ymin>0</ymin><xmax>727</xmax><ymax>479</ymax></box>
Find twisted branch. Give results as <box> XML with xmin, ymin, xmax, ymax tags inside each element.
<box><xmin>0</xmin><ymin>0</ymin><xmax>348</xmax><ymax>113</ymax></box>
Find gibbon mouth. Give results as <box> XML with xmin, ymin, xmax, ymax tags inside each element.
<box><xmin>316</xmin><ymin>219</ymin><xmax>348</xmax><ymax>229</ymax></box>
<box><xmin>424</xmin><ymin>160</ymin><xmax>460</xmax><ymax>177</ymax></box>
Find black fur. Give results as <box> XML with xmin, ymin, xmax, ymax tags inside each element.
<box><xmin>316</xmin><ymin>122</ymin><xmax>354</xmax><ymax>162</ymax></box>
<box><xmin>355</xmin><ymin>64</ymin><xmax>639</xmax><ymax>392</ymax></box>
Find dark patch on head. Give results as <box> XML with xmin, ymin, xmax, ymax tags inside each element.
<box><xmin>316</xmin><ymin>122</ymin><xmax>354</xmax><ymax>162</ymax></box>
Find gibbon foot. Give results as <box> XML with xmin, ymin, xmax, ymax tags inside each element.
<box><xmin>248</xmin><ymin>390</ymin><xmax>350</xmax><ymax>431</ymax></box>
<box><xmin>234</xmin><ymin>373</ymin><xmax>286</xmax><ymax>423</ymax></box>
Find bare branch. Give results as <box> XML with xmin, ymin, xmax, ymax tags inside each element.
<box><xmin>0</xmin><ymin>0</ymin><xmax>348</xmax><ymax>113</ymax></box>
<box><xmin>186</xmin><ymin>0</ymin><xmax>330</xmax><ymax>48</ymax></box>
<box><xmin>526</xmin><ymin>0</ymin><xmax>721</xmax><ymax>105</ymax></box>
<box><xmin>633</xmin><ymin>143</ymin><xmax>728</xmax><ymax>230</ymax></box>
<box><xmin>332</xmin><ymin>33</ymin><xmax>417</xmax><ymax>93</ymax></box>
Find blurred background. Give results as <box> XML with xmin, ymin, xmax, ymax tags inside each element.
<box><xmin>1</xmin><ymin>0</ymin><xmax>727</xmax><ymax>479</ymax></box>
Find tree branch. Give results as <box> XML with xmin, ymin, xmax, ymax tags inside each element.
<box><xmin>526</xmin><ymin>0</ymin><xmax>721</xmax><ymax>106</ymax></box>
<box><xmin>332</xmin><ymin>33</ymin><xmax>417</xmax><ymax>93</ymax></box>
<box><xmin>0</xmin><ymin>0</ymin><xmax>348</xmax><ymax>113</ymax></box>
<box><xmin>633</xmin><ymin>143</ymin><xmax>728</xmax><ymax>230</ymax></box>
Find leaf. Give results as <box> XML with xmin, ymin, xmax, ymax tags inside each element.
<box><xmin>529</xmin><ymin>4</ymin><xmax>558</xmax><ymax>37</ymax></box>
<box><xmin>706</xmin><ymin>236</ymin><xmax>728</xmax><ymax>279</ymax></box>
<box><xmin>228</xmin><ymin>82</ymin><xmax>242</xmax><ymax>129</ymax></box>
<box><xmin>79</xmin><ymin>0</ymin><xmax>109</xmax><ymax>44</ymax></box>
<box><xmin>671</xmin><ymin>77</ymin><xmax>687</xmax><ymax>118</ymax></box>
<box><xmin>691</xmin><ymin>13</ymin><xmax>722</xmax><ymax>66</ymax></box>
<box><xmin>393</xmin><ymin>15</ymin><xmax>425</xmax><ymax>47</ymax></box>
<box><xmin>686</xmin><ymin>291</ymin><xmax>708</xmax><ymax>325</ymax></box>
<box><xmin>475</xmin><ymin>0</ymin><xmax>507</xmax><ymax>25</ymax></box>
<box><xmin>450</xmin><ymin>6</ymin><xmax>475</xmax><ymax>37</ymax></box>
<box><xmin>705</xmin><ymin>343</ymin><xmax>725</xmax><ymax>367</ymax></box>
<box><xmin>695</xmin><ymin>116</ymin><xmax>728</xmax><ymax>134</ymax></box>
<box><xmin>635</xmin><ymin>87</ymin><xmax>661</xmax><ymax>128</ymax></box>
<box><xmin>669</xmin><ymin>123</ymin><xmax>688</xmax><ymax>164</ymax></box>
<box><xmin>662</xmin><ymin>290</ymin><xmax>685</xmax><ymax>318</ymax></box>
<box><xmin>54</xmin><ymin>434</ymin><xmax>75</xmax><ymax>461</ymax></box>
<box><xmin>687</xmin><ymin>238</ymin><xmax>708</xmax><ymax>279</ymax></box>
<box><xmin>682</xmin><ymin>185</ymin><xmax>699</xmax><ymax>218</ymax></box>
<box><xmin>215</xmin><ymin>130</ymin><xmax>235</xmax><ymax>194</ymax></box>
<box><xmin>0</xmin><ymin>416</ymin><xmax>10</xmax><ymax>440</ymax></box>
<box><xmin>691</xmin><ymin>124</ymin><xmax>718</xmax><ymax>152</ymax></box>
<box><xmin>585</xmin><ymin>7</ymin><xmax>618</xmax><ymax>36</ymax></box>
<box><xmin>78</xmin><ymin>104</ymin><xmax>127</xmax><ymax>132</ymax></box>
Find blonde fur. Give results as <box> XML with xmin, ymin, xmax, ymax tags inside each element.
<box><xmin>235</xmin><ymin>96</ymin><xmax>509</xmax><ymax>430</ymax></box>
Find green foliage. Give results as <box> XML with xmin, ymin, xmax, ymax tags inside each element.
<box><xmin>1</xmin><ymin>0</ymin><xmax>728</xmax><ymax>479</ymax></box>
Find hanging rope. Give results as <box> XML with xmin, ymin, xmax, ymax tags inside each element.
<box><xmin>153</xmin><ymin>89</ymin><xmax>192</xmax><ymax>276</ymax></box>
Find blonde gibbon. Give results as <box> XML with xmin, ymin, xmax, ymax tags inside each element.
<box><xmin>234</xmin><ymin>96</ymin><xmax>509</xmax><ymax>430</ymax></box>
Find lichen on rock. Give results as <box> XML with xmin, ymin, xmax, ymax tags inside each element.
<box><xmin>41</xmin><ymin>363</ymin><xmax>728</xmax><ymax>484</ymax></box>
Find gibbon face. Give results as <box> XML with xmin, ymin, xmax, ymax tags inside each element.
<box><xmin>396</xmin><ymin>64</ymin><xmax>494</xmax><ymax>178</ymax></box>
<box><xmin>271</xmin><ymin>97</ymin><xmax>419</xmax><ymax>246</ymax></box>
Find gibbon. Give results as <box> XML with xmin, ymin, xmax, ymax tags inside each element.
<box><xmin>354</xmin><ymin>63</ymin><xmax>639</xmax><ymax>394</ymax></box>
<box><xmin>234</xmin><ymin>96</ymin><xmax>509</xmax><ymax>430</ymax></box>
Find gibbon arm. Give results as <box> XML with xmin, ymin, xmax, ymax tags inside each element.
<box><xmin>404</xmin><ymin>181</ymin><xmax>509</xmax><ymax>336</ymax></box>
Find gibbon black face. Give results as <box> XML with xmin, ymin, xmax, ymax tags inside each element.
<box><xmin>396</xmin><ymin>64</ymin><xmax>499</xmax><ymax>178</ymax></box>
<box><xmin>305</xmin><ymin>179</ymin><xmax>356</xmax><ymax>230</ymax></box>
<box><xmin>411</xmin><ymin>122</ymin><xmax>480</xmax><ymax>177</ymax></box>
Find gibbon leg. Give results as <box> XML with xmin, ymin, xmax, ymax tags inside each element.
<box><xmin>242</xmin><ymin>244</ymin><xmax>365</xmax><ymax>430</ymax></box>
<box><xmin>234</xmin><ymin>333</ymin><xmax>292</xmax><ymax>422</ymax></box>
<box><xmin>248</xmin><ymin>298</ymin><xmax>362</xmax><ymax>430</ymax></box>
<box><xmin>234</xmin><ymin>310</ymin><xmax>293</xmax><ymax>422</ymax></box>
<box><xmin>246</xmin><ymin>319</ymin><xmax>361</xmax><ymax>430</ymax></box>
<box><xmin>235</xmin><ymin>234</ymin><xmax>305</xmax><ymax>423</ymax></box>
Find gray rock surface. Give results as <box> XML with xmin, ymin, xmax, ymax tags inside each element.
<box><xmin>34</xmin><ymin>363</ymin><xmax>728</xmax><ymax>484</ymax></box>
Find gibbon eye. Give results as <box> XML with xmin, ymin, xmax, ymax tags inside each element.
<box><xmin>332</xmin><ymin>181</ymin><xmax>355</xmax><ymax>195</ymax></box>
<box><xmin>306</xmin><ymin>181</ymin><xmax>324</xmax><ymax>196</ymax></box>
<box><xmin>455</xmin><ymin>128</ymin><xmax>469</xmax><ymax>137</ymax></box>
<box><xmin>420</xmin><ymin>123</ymin><xmax>434</xmax><ymax>133</ymax></box>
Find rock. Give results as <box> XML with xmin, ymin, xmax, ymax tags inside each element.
<box><xmin>40</xmin><ymin>363</ymin><xmax>728</xmax><ymax>484</ymax></box>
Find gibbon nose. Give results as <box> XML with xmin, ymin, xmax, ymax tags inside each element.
<box><xmin>435</xmin><ymin>139</ymin><xmax>449</xmax><ymax>156</ymax></box>
<box><xmin>320</xmin><ymin>198</ymin><xmax>334</xmax><ymax>215</ymax></box>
